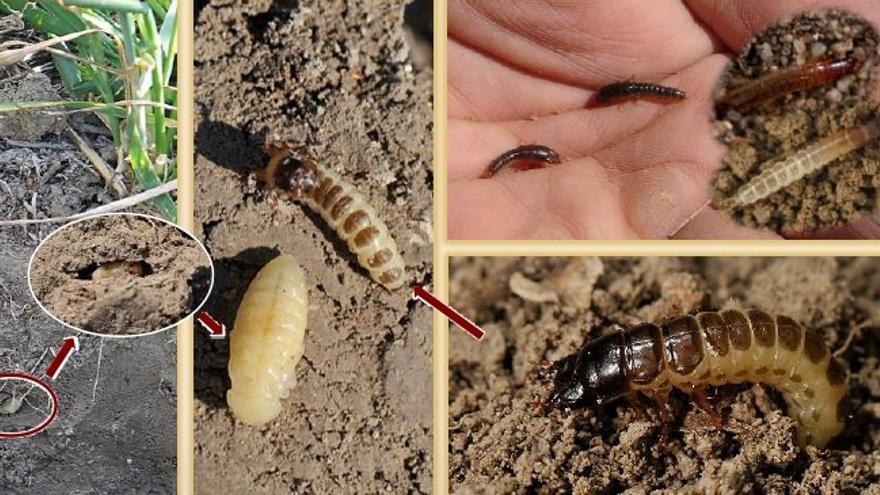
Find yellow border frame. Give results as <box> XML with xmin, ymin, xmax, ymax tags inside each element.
<box><xmin>177</xmin><ymin>1</ymin><xmax>194</xmax><ymax>493</ymax></box>
<box><xmin>433</xmin><ymin>1</ymin><xmax>448</xmax><ymax>494</ymax></box>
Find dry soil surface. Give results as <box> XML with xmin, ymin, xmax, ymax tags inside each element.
<box><xmin>193</xmin><ymin>1</ymin><xmax>433</xmax><ymax>493</ymax></box>
<box><xmin>0</xmin><ymin>203</ymin><xmax>175</xmax><ymax>494</ymax></box>
<box><xmin>29</xmin><ymin>214</ymin><xmax>212</xmax><ymax>336</ymax></box>
<box><xmin>450</xmin><ymin>257</ymin><xmax>880</xmax><ymax>494</ymax></box>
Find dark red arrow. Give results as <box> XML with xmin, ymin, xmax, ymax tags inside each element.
<box><xmin>45</xmin><ymin>336</ymin><xmax>79</xmax><ymax>380</ymax></box>
<box><xmin>197</xmin><ymin>311</ymin><xmax>227</xmax><ymax>339</ymax></box>
<box><xmin>413</xmin><ymin>285</ymin><xmax>485</xmax><ymax>340</ymax></box>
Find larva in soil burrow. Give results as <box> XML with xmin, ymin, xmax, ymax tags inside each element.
<box><xmin>227</xmin><ymin>255</ymin><xmax>308</xmax><ymax>426</ymax></box>
<box><xmin>90</xmin><ymin>261</ymin><xmax>148</xmax><ymax>280</ymax></box>
<box><xmin>718</xmin><ymin>57</ymin><xmax>863</xmax><ymax>109</ymax></box>
<box><xmin>0</xmin><ymin>392</ymin><xmax>23</xmax><ymax>415</ymax></box>
<box><xmin>590</xmin><ymin>82</ymin><xmax>686</xmax><ymax>107</ymax></box>
<box><xmin>481</xmin><ymin>145</ymin><xmax>561</xmax><ymax>178</ymax></box>
<box><xmin>731</xmin><ymin>119</ymin><xmax>880</xmax><ymax>207</ymax></box>
<box><xmin>539</xmin><ymin>309</ymin><xmax>847</xmax><ymax>448</ymax></box>
<box><xmin>256</xmin><ymin>144</ymin><xmax>406</xmax><ymax>291</ymax></box>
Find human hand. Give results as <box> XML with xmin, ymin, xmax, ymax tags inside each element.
<box><xmin>446</xmin><ymin>0</ymin><xmax>880</xmax><ymax>239</ymax></box>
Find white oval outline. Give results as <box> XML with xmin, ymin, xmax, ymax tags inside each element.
<box><xmin>0</xmin><ymin>374</ymin><xmax>57</xmax><ymax>438</ymax></box>
<box><xmin>27</xmin><ymin>212</ymin><xmax>215</xmax><ymax>339</ymax></box>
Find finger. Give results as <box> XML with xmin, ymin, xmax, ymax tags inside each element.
<box><xmin>614</xmin><ymin>160</ymin><xmax>719</xmax><ymax>237</ymax></box>
<box><xmin>447</xmin><ymin>120</ymin><xmax>522</xmax><ymax>183</ymax></box>
<box><xmin>785</xmin><ymin>212</ymin><xmax>880</xmax><ymax>238</ymax></box>
<box><xmin>448</xmin><ymin>39</ymin><xmax>589</xmax><ymax>121</ymax></box>
<box><xmin>672</xmin><ymin>207</ymin><xmax>783</xmax><ymax>239</ymax></box>
<box><xmin>449</xmin><ymin>54</ymin><xmax>730</xmax><ymax>182</ymax></box>
<box><xmin>450</xmin><ymin>0</ymin><xmax>716</xmax><ymax>89</ymax></box>
<box><xmin>589</xmin><ymin>72</ymin><xmax>729</xmax><ymax>236</ymax></box>
<box><xmin>687</xmin><ymin>0</ymin><xmax>880</xmax><ymax>51</ymax></box>
<box><xmin>448</xmin><ymin>147</ymin><xmax>721</xmax><ymax>240</ymax></box>
<box><xmin>447</xmin><ymin>159</ymin><xmax>639</xmax><ymax>239</ymax></box>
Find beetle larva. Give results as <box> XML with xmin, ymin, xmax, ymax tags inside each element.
<box><xmin>256</xmin><ymin>144</ymin><xmax>406</xmax><ymax>291</ymax></box>
<box><xmin>90</xmin><ymin>260</ymin><xmax>148</xmax><ymax>280</ymax></box>
<box><xmin>0</xmin><ymin>392</ymin><xmax>24</xmax><ymax>415</ymax></box>
<box><xmin>227</xmin><ymin>255</ymin><xmax>308</xmax><ymax>426</ymax></box>
<box><xmin>539</xmin><ymin>309</ymin><xmax>848</xmax><ymax>448</ymax></box>
<box><xmin>591</xmin><ymin>82</ymin><xmax>686</xmax><ymax>107</ymax></box>
<box><xmin>731</xmin><ymin>119</ymin><xmax>880</xmax><ymax>207</ymax></box>
<box><xmin>481</xmin><ymin>145</ymin><xmax>561</xmax><ymax>178</ymax></box>
<box><xmin>719</xmin><ymin>57</ymin><xmax>862</xmax><ymax>109</ymax></box>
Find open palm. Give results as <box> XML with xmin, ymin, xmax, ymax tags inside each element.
<box><xmin>447</xmin><ymin>0</ymin><xmax>880</xmax><ymax>239</ymax></box>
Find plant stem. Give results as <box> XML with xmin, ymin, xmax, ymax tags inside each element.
<box><xmin>60</xmin><ymin>0</ymin><xmax>150</xmax><ymax>15</ymax></box>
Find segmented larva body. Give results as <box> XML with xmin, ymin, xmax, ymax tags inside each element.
<box><xmin>732</xmin><ymin>119</ymin><xmax>880</xmax><ymax>206</ymax></box>
<box><xmin>301</xmin><ymin>166</ymin><xmax>406</xmax><ymax>289</ymax></box>
<box><xmin>592</xmin><ymin>82</ymin><xmax>686</xmax><ymax>106</ymax></box>
<box><xmin>540</xmin><ymin>309</ymin><xmax>847</xmax><ymax>447</ymax></box>
<box><xmin>227</xmin><ymin>255</ymin><xmax>308</xmax><ymax>426</ymax></box>
<box><xmin>91</xmin><ymin>260</ymin><xmax>147</xmax><ymax>280</ymax></box>
<box><xmin>481</xmin><ymin>144</ymin><xmax>561</xmax><ymax>178</ymax></box>
<box><xmin>719</xmin><ymin>57</ymin><xmax>862</xmax><ymax>109</ymax></box>
<box><xmin>257</xmin><ymin>145</ymin><xmax>405</xmax><ymax>290</ymax></box>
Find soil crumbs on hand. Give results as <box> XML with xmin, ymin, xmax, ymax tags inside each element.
<box><xmin>449</xmin><ymin>257</ymin><xmax>880</xmax><ymax>494</ymax></box>
<box><xmin>29</xmin><ymin>214</ymin><xmax>211</xmax><ymax>335</ymax></box>
<box><xmin>711</xmin><ymin>9</ymin><xmax>880</xmax><ymax>234</ymax></box>
<box><xmin>193</xmin><ymin>1</ymin><xmax>433</xmax><ymax>493</ymax></box>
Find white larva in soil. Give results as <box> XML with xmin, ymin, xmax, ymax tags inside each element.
<box><xmin>227</xmin><ymin>255</ymin><xmax>308</xmax><ymax>426</ymax></box>
<box><xmin>91</xmin><ymin>260</ymin><xmax>146</xmax><ymax>280</ymax></box>
<box><xmin>0</xmin><ymin>392</ymin><xmax>23</xmax><ymax>415</ymax></box>
<box><xmin>257</xmin><ymin>145</ymin><xmax>406</xmax><ymax>291</ymax></box>
<box><xmin>732</xmin><ymin>119</ymin><xmax>880</xmax><ymax>207</ymax></box>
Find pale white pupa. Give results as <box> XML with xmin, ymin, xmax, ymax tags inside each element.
<box><xmin>227</xmin><ymin>255</ymin><xmax>308</xmax><ymax>426</ymax></box>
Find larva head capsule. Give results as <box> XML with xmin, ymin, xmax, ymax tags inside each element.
<box><xmin>257</xmin><ymin>143</ymin><xmax>320</xmax><ymax>199</ymax></box>
<box><xmin>539</xmin><ymin>332</ymin><xmax>631</xmax><ymax>410</ymax></box>
<box><xmin>273</xmin><ymin>156</ymin><xmax>320</xmax><ymax>199</ymax></box>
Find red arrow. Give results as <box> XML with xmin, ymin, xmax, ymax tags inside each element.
<box><xmin>413</xmin><ymin>285</ymin><xmax>485</xmax><ymax>340</ymax></box>
<box><xmin>197</xmin><ymin>311</ymin><xmax>227</xmax><ymax>339</ymax></box>
<box><xmin>45</xmin><ymin>336</ymin><xmax>79</xmax><ymax>380</ymax></box>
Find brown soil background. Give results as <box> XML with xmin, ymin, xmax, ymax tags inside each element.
<box><xmin>1</xmin><ymin>15</ymin><xmax>153</xmax><ymax>222</ymax></box>
<box><xmin>29</xmin><ymin>214</ymin><xmax>212</xmax><ymax>335</ymax></box>
<box><xmin>712</xmin><ymin>10</ymin><xmax>880</xmax><ymax>234</ymax></box>
<box><xmin>449</xmin><ymin>257</ymin><xmax>880</xmax><ymax>493</ymax></box>
<box><xmin>193</xmin><ymin>1</ymin><xmax>433</xmax><ymax>492</ymax></box>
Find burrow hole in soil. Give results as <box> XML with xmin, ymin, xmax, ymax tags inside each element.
<box><xmin>74</xmin><ymin>261</ymin><xmax>154</xmax><ymax>280</ymax></box>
